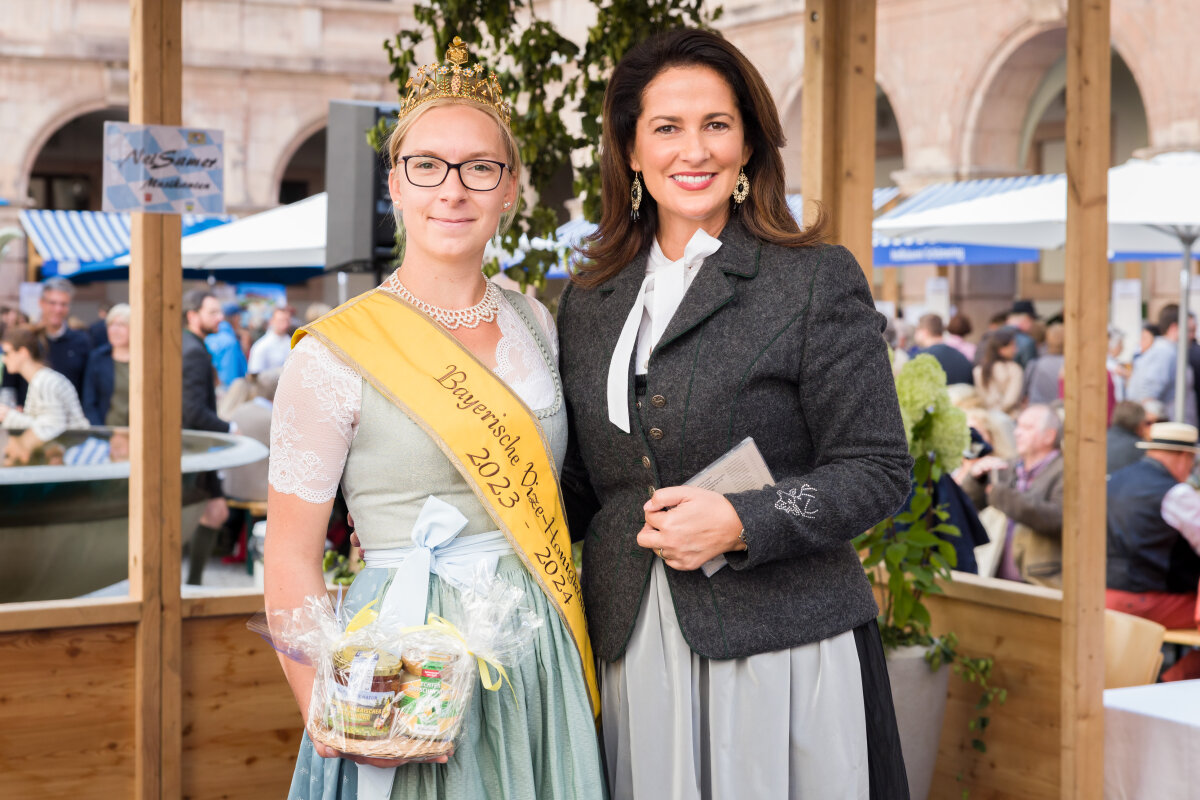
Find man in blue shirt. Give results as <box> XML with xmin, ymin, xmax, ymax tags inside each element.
<box><xmin>206</xmin><ymin>306</ymin><xmax>248</xmax><ymax>390</ymax></box>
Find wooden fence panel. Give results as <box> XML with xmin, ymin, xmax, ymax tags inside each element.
<box><xmin>0</xmin><ymin>624</ymin><xmax>137</xmax><ymax>798</ymax></box>
<box><xmin>928</xmin><ymin>576</ymin><xmax>1063</xmax><ymax>800</ymax></box>
<box><xmin>181</xmin><ymin>614</ymin><xmax>302</xmax><ymax>799</ymax></box>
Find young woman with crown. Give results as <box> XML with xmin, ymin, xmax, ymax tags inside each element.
<box><xmin>558</xmin><ymin>28</ymin><xmax>913</xmax><ymax>799</ymax></box>
<box><xmin>265</xmin><ymin>36</ymin><xmax>605</xmax><ymax>800</ymax></box>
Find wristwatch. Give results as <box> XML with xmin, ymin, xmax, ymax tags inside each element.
<box><xmin>737</xmin><ymin>528</ymin><xmax>749</xmax><ymax>551</ymax></box>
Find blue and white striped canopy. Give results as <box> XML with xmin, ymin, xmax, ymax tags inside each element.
<box><xmin>19</xmin><ymin>208</ymin><xmax>231</xmax><ymax>281</ymax></box>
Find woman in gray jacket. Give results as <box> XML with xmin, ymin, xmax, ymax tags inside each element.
<box><xmin>558</xmin><ymin>28</ymin><xmax>914</xmax><ymax>800</ymax></box>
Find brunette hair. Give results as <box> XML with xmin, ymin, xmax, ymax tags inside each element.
<box><xmin>979</xmin><ymin>328</ymin><xmax>1015</xmax><ymax>390</ymax></box>
<box><xmin>947</xmin><ymin>313</ymin><xmax>972</xmax><ymax>337</ymax></box>
<box><xmin>576</xmin><ymin>27</ymin><xmax>827</xmax><ymax>286</ymax></box>
<box><xmin>2</xmin><ymin>325</ymin><xmax>46</xmax><ymax>362</ymax></box>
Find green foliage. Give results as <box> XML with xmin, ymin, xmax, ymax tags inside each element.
<box><xmin>854</xmin><ymin>356</ymin><xmax>964</xmax><ymax>650</ymax></box>
<box><xmin>376</xmin><ymin>0</ymin><xmax>721</xmax><ymax>289</ymax></box>
<box><xmin>322</xmin><ymin>549</ymin><xmax>359</xmax><ymax>586</ymax></box>
<box><xmin>853</xmin><ymin>356</ymin><xmax>1006</xmax><ymax>790</ymax></box>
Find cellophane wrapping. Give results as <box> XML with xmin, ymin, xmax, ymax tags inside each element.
<box><xmin>257</xmin><ymin>575</ymin><xmax>540</xmax><ymax>761</ymax></box>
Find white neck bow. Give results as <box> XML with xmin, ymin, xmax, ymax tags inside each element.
<box><xmin>606</xmin><ymin>229</ymin><xmax>723</xmax><ymax>432</ymax></box>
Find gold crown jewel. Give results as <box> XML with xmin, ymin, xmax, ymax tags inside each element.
<box><xmin>399</xmin><ymin>36</ymin><xmax>512</xmax><ymax>125</ymax></box>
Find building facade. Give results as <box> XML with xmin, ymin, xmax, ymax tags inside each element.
<box><xmin>0</xmin><ymin>0</ymin><xmax>1196</xmax><ymax>322</ymax></box>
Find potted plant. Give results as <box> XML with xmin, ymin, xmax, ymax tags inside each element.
<box><xmin>853</xmin><ymin>354</ymin><xmax>1006</xmax><ymax>799</ymax></box>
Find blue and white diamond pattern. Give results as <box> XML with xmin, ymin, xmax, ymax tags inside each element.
<box><xmin>102</xmin><ymin>121</ymin><xmax>224</xmax><ymax>215</ymax></box>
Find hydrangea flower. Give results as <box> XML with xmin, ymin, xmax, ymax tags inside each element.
<box><xmin>895</xmin><ymin>355</ymin><xmax>946</xmax><ymax>427</ymax></box>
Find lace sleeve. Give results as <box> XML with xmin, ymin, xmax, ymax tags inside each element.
<box><xmin>528</xmin><ymin>297</ymin><xmax>559</xmax><ymax>361</ymax></box>
<box><xmin>268</xmin><ymin>336</ymin><xmax>361</xmax><ymax>504</ymax></box>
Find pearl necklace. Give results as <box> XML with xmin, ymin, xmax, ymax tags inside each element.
<box><xmin>387</xmin><ymin>275</ymin><xmax>502</xmax><ymax>329</ymax></box>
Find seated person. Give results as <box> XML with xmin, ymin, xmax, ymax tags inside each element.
<box><xmin>0</xmin><ymin>325</ymin><xmax>88</xmax><ymax>442</ymax></box>
<box><xmin>1107</xmin><ymin>400</ymin><xmax>1152</xmax><ymax>475</ymax></box>
<box><xmin>961</xmin><ymin>404</ymin><xmax>1064</xmax><ymax>586</ymax></box>
<box><xmin>1106</xmin><ymin>422</ymin><xmax>1200</xmax><ymax>680</ymax></box>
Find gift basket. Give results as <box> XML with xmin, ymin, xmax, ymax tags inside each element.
<box><xmin>255</xmin><ymin>575</ymin><xmax>539</xmax><ymax>761</ymax></box>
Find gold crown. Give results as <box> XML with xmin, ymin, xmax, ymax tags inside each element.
<box><xmin>399</xmin><ymin>36</ymin><xmax>511</xmax><ymax>125</ymax></box>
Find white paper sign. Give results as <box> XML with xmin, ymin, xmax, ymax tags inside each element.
<box><xmin>925</xmin><ymin>276</ymin><xmax>951</xmax><ymax>324</ymax></box>
<box><xmin>102</xmin><ymin>122</ymin><xmax>224</xmax><ymax>215</ymax></box>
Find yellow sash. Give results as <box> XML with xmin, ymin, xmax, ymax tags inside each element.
<box><xmin>294</xmin><ymin>289</ymin><xmax>599</xmax><ymax>717</ymax></box>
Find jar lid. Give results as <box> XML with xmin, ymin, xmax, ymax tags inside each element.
<box><xmin>334</xmin><ymin>647</ymin><xmax>403</xmax><ymax>676</ymax></box>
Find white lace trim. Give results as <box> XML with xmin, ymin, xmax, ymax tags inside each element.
<box><xmin>268</xmin><ymin>336</ymin><xmax>362</xmax><ymax>504</ymax></box>
<box><xmin>268</xmin><ymin>284</ymin><xmax>559</xmax><ymax>504</ymax></box>
<box><xmin>494</xmin><ymin>301</ymin><xmax>556</xmax><ymax>410</ymax></box>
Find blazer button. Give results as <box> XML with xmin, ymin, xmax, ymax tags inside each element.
<box><xmin>649</xmin><ymin>427</ymin><xmax>664</xmax><ymax>440</ymax></box>
<box><xmin>651</xmin><ymin>394</ymin><xmax>667</xmax><ymax>408</ymax></box>
<box><xmin>641</xmin><ymin>455</ymin><xmax>652</xmax><ymax>469</ymax></box>
<box><xmin>647</xmin><ymin>485</ymin><xmax>656</xmax><ymax>498</ymax></box>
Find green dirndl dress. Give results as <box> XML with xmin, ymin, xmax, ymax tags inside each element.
<box><xmin>283</xmin><ymin>290</ymin><xmax>605</xmax><ymax>800</ymax></box>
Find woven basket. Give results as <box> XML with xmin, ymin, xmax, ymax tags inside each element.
<box><xmin>308</xmin><ymin>721</ymin><xmax>457</xmax><ymax>760</ymax></box>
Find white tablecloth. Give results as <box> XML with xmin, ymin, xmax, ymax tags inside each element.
<box><xmin>1104</xmin><ymin>680</ymin><xmax>1200</xmax><ymax>799</ymax></box>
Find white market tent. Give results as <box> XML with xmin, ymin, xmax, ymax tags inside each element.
<box><xmin>114</xmin><ymin>192</ymin><xmax>326</xmax><ymax>283</ymax></box>
<box><xmin>876</xmin><ymin>151</ymin><xmax>1200</xmax><ymax>419</ymax></box>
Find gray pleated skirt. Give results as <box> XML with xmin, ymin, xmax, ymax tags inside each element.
<box><xmin>600</xmin><ymin>560</ymin><xmax>884</xmax><ymax>800</ymax></box>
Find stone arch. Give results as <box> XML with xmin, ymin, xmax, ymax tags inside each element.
<box><xmin>779</xmin><ymin>79</ymin><xmax>907</xmax><ymax>193</ymax></box>
<box><xmin>271</xmin><ymin>115</ymin><xmax>328</xmax><ymax>205</ymax></box>
<box><xmin>961</xmin><ymin>21</ymin><xmax>1152</xmax><ymax>176</ymax></box>
<box><xmin>16</xmin><ymin>99</ymin><xmax>126</xmax><ymax>205</ymax></box>
<box><xmin>22</xmin><ymin>104</ymin><xmax>129</xmax><ymax>210</ymax></box>
<box><xmin>960</xmin><ymin>23</ymin><xmax>1067</xmax><ymax>176</ymax></box>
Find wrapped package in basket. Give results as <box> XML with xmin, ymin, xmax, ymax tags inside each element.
<box><xmin>308</xmin><ymin>626</ymin><xmax>473</xmax><ymax>760</ymax></box>
<box><xmin>251</xmin><ymin>576</ymin><xmax>541</xmax><ymax>764</ymax></box>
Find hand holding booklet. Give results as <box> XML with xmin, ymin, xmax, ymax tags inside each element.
<box><xmin>683</xmin><ymin>437</ymin><xmax>774</xmax><ymax>577</ymax></box>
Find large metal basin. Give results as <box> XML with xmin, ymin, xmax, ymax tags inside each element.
<box><xmin>0</xmin><ymin>427</ymin><xmax>268</xmax><ymax>602</ymax></box>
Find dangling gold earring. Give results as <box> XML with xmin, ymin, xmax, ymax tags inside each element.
<box><xmin>630</xmin><ymin>172</ymin><xmax>643</xmax><ymax>221</ymax></box>
<box><xmin>732</xmin><ymin>167</ymin><xmax>750</xmax><ymax>209</ymax></box>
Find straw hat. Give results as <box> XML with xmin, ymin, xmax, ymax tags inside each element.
<box><xmin>1136</xmin><ymin>422</ymin><xmax>1200</xmax><ymax>453</ymax></box>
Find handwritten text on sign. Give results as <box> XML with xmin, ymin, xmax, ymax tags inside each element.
<box><xmin>435</xmin><ymin>365</ymin><xmax>579</xmax><ymax>604</ymax></box>
<box><xmin>102</xmin><ymin>122</ymin><xmax>225</xmax><ymax>215</ymax></box>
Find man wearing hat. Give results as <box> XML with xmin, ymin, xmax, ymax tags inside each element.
<box><xmin>1106</xmin><ymin>422</ymin><xmax>1200</xmax><ymax>678</ymax></box>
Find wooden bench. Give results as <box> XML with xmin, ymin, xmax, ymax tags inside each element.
<box><xmin>1163</xmin><ymin>628</ymin><xmax>1200</xmax><ymax>647</ymax></box>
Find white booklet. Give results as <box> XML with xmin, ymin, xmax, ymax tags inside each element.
<box><xmin>684</xmin><ymin>437</ymin><xmax>775</xmax><ymax>576</ymax></box>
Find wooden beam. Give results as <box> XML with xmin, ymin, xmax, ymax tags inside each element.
<box><xmin>129</xmin><ymin>1</ymin><xmax>183</xmax><ymax>798</ymax></box>
<box><xmin>881</xmin><ymin>266</ymin><xmax>899</xmax><ymax>310</ymax></box>
<box><xmin>1061</xmin><ymin>1</ymin><xmax>1110</xmax><ymax>797</ymax></box>
<box><xmin>801</xmin><ymin>0</ymin><xmax>877</xmax><ymax>284</ymax></box>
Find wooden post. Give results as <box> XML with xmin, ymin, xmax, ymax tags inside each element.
<box><xmin>129</xmin><ymin>1</ymin><xmax>183</xmax><ymax>798</ymax></box>
<box><xmin>1062</xmin><ymin>1</ymin><xmax>1110</xmax><ymax>797</ymax></box>
<box><xmin>801</xmin><ymin>0</ymin><xmax>877</xmax><ymax>284</ymax></box>
<box><xmin>881</xmin><ymin>266</ymin><xmax>900</xmax><ymax>309</ymax></box>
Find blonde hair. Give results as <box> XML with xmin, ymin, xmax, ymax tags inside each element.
<box><xmin>385</xmin><ymin>98</ymin><xmax>522</xmax><ymax>240</ymax></box>
<box><xmin>106</xmin><ymin>303</ymin><xmax>131</xmax><ymax>327</ymax></box>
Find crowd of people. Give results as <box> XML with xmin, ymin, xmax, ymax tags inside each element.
<box><xmin>0</xmin><ymin>278</ymin><xmax>327</xmax><ymax>585</ymax></box>
<box><xmin>894</xmin><ymin>297</ymin><xmax>1200</xmax><ymax>682</ymax></box>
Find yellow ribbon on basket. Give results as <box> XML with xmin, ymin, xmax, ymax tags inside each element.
<box><xmin>401</xmin><ymin>614</ymin><xmax>516</xmax><ymax>700</ymax></box>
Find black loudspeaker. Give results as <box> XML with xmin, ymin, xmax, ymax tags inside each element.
<box><xmin>325</xmin><ymin>100</ymin><xmax>400</xmax><ymax>271</ymax></box>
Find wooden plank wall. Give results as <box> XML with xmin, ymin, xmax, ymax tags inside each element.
<box><xmin>0</xmin><ymin>597</ymin><xmax>301</xmax><ymax>800</ymax></box>
<box><xmin>927</xmin><ymin>575</ymin><xmax>1063</xmax><ymax>800</ymax></box>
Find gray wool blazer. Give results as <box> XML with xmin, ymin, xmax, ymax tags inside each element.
<box><xmin>558</xmin><ymin>220</ymin><xmax>913</xmax><ymax>663</ymax></box>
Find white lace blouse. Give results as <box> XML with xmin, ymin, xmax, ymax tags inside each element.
<box><xmin>268</xmin><ymin>282</ymin><xmax>559</xmax><ymax>505</ymax></box>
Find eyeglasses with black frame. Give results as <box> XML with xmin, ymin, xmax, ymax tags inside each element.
<box><xmin>400</xmin><ymin>155</ymin><xmax>510</xmax><ymax>191</ymax></box>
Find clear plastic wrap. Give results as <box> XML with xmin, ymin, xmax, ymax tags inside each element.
<box><xmin>252</xmin><ymin>575</ymin><xmax>541</xmax><ymax>761</ymax></box>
